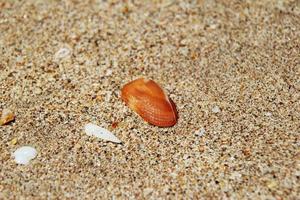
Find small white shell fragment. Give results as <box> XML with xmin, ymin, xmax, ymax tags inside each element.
<box><xmin>54</xmin><ymin>47</ymin><xmax>71</xmax><ymax>61</ymax></box>
<box><xmin>265</xmin><ymin>112</ymin><xmax>272</xmax><ymax>117</ymax></box>
<box><xmin>212</xmin><ymin>105</ymin><xmax>220</xmax><ymax>113</ymax></box>
<box><xmin>105</xmin><ymin>92</ymin><xmax>112</xmax><ymax>102</ymax></box>
<box><xmin>13</xmin><ymin>146</ymin><xmax>37</xmax><ymax>165</ymax></box>
<box><xmin>105</xmin><ymin>69</ymin><xmax>113</xmax><ymax>76</ymax></box>
<box><xmin>84</xmin><ymin>123</ymin><xmax>121</xmax><ymax>143</ymax></box>
<box><xmin>195</xmin><ymin>127</ymin><xmax>205</xmax><ymax>137</ymax></box>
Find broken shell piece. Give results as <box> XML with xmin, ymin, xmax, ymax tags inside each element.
<box><xmin>84</xmin><ymin>123</ymin><xmax>121</xmax><ymax>143</ymax></box>
<box><xmin>13</xmin><ymin>146</ymin><xmax>37</xmax><ymax>165</ymax></box>
<box><xmin>121</xmin><ymin>78</ymin><xmax>178</xmax><ymax>127</ymax></box>
<box><xmin>54</xmin><ymin>47</ymin><xmax>71</xmax><ymax>61</ymax></box>
<box><xmin>0</xmin><ymin>109</ymin><xmax>15</xmax><ymax>125</ymax></box>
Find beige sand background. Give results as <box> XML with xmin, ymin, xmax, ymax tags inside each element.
<box><xmin>0</xmin><ymin>0</ymin><xmax>299</xmax><ymax>199</ymax></box>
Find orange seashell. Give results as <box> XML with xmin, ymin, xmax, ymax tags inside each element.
<box><xmin>121</xmin><ymin>78</ymin><xmax>178</xmax><ymax>127</ymax></box>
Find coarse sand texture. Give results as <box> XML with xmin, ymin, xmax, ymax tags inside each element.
<box><xmin>0</xmin><ymin>0</ymin><xmax>299</xmax><ymax>199</ymax></box>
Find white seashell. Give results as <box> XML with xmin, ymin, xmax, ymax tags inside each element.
<box><xmin>84</xmin><ymin>123</ymin><xmax>121</xmax><ymax>143</ymax></box>
<box><xmin>13</xmin><ymin>146</ymin><xmax>37</xmax><ymax>165</ymax></box>
<box><xmin>54</xmin><ymin>47</ymin><xmax>71</xmax><ymax>61</ymax></box>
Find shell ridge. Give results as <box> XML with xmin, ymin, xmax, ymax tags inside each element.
<box><xmin>121</xmin><ymin>78</ymin><xmax>178</xmax><ymax>127</ymax></box>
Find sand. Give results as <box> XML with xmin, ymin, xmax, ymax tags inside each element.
<box><xmin>0</xmin><ymin>0</ymin><xmax>299</xmax><ymax>199</ymax></box>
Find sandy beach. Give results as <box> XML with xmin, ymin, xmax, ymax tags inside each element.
<box><xmin>0</xmin><ymin>0</ymin><xmax>299</xmax><ymax>199</ymax></box>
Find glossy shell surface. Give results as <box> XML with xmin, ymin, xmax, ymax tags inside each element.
<box><xmin>121</xmin><ymin>78</ymin><xmax>178</xmax><ymax>127</ymax></box>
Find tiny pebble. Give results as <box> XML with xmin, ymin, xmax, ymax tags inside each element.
<box><xmin>84</xmin><ymin>123</ymin><xmax>121</xmax><ymax>143</ymax></box>
<box><xmin>105</xmin><ymin>92</ymin><xmax>112</xmax><ymax>102</ymax></box>
<box><xmin>143</xmin><ymin>188</ymin><xmax>154</xmax><ymax>196</ymax></box>
<box><xmin>13</xmin><ymin>146</ymin><xmax>37</xmax><ymax>165</ymax></box>
<box><xmin>10</xmin><ymin>138</ymin><xmax>18</xmax><ymax>145</ymax></box>
<box><xmin>212</xmin><ymin>105</ymin><xmax>220</xmax><ymax>113</ymax></box>
<box><xmin>74</xmin><ymin>143</ymin><xmax>82</xmax><ymax>149</ymax></box>
<box><xmin>267</xmin><ymin>180</ymin><xmax>278</xmax><ymax>189</ymax></box>
<box><xmin>34</xmin><ymin>87</ymin><xmax>42</xmax><ymax>95</ymax></box>
<box><xmin>195</xmin><ymin>127</ymin><xmax>205</xmax><ymax>137</ymax></box>
<box><xmin>105</xmin><ymin>69</ymin><xmax>113</xmax><ymax>76</ymax></box>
